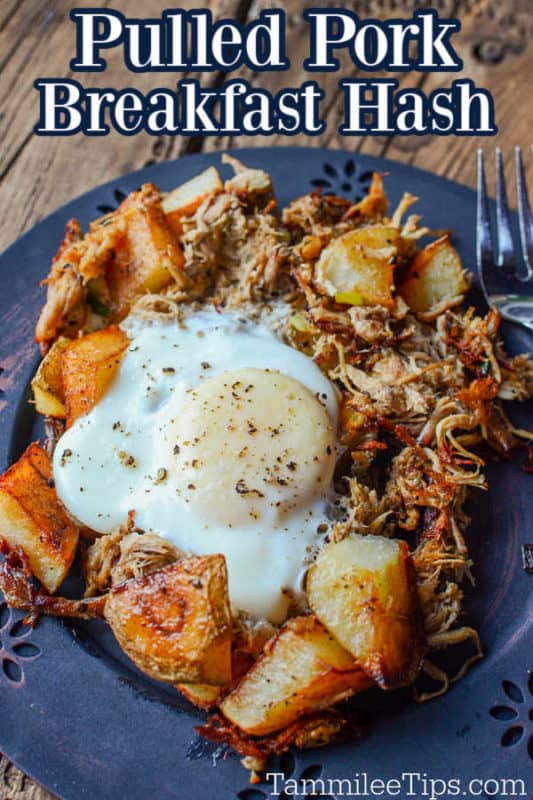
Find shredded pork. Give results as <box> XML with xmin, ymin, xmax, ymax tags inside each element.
<box><xmin>163</xmin><ymin>171</ymin><xmax>532</xmax><ymax>699</ymax></box>
<box><xmin>18</xmin><ymin>159</ymin><xmax>533</xmax><ymax>714</ymax></box>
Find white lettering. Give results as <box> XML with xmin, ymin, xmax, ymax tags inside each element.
<box><xmin>71</xmin><ymin>11</ymin><xmax>123</xmax><ymax>69</ymax></box>
<box><xmin>35</xmin><ymin>81</ymin><xmax>82</xmax><ymax>133</ymax></box>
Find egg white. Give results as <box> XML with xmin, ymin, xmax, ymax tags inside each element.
<box><xmin>53</xmin><ymin>309</ymin><xmax>339</xmax><ymax>622</ymax></box>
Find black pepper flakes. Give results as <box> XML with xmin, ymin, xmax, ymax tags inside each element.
<box><xmin>235</xmin><ymin>479</ymin><xmax>264</xmax><ymax>498</ymax></box>
<box><xmin>60</xmin><ymin>449</ymin><xmax>73</xmax><ymax>467</ymax></box>
<box><xmin>118</xmin><ymin>451</ymin><xmax>137</xmax><ymax>468</ymax></box>
<box><xmin>154</xmin><ymin>467</ymin><xmax>168</xmax><ymax>484</ymax></box>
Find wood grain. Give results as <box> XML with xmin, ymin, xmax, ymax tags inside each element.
<box><xmin>0</xmin><ymin>0</ymin><xmax>248</xmax><ymax>254</ymax></box>
<box><xmin>0</xmin><ymin>0</ymin><xmax>531</xmax><ymax>798</ymax></box>
<box><xmin>203</xmin><ymin>0</ymin><xmax>533</xmax><ymax>189</ymax></box>
<box><xmin>0</xmin><ymin>753</ymin><xmax>54</xmax><ymax>800</ymax></box>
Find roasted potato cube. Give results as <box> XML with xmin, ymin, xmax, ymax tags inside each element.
<box><xmin>0</xmin><ymin>444</ymin><xmax>78</xmax><ymax>593</ymax></box>
<box><xmin>307</xmin><ymin>534</ymin><xmax>424</xmax><ymax>690</ymax></box>
<box><xmin>398</xmin><ymin>235</ymin><xmax>468</xmax><ymax>312</ymax></box>
<box><xmin>105</xmin><ymin>555</ymin><xmax>232</xmax><ymax>685</ymax></box>
<box><xmin>61</xmin><ymin>325</ymin><xmax>129</xmax><ymax>426</ymax></box>
<box><xmin>315</xmin><ymin>226</ymin><xmax>398</xmax><ymax>308</ymax></box>
<box><xmin>106</xmin><ymin>183</ymin><xmax>186</xmax><ymax>318</ymax></box>
<box><xmin>348</xmin><ymin>224</ymin><xmax>401</xmax><ymax>251</ymax></box>
<box><xmin>162</xmin><ymin>167</ymin><xmax>222</xmax><ymax>236</ymax></box>
<box><xmin>220</xmin><ymin>615</ymin><xmax>372</xmax><ymax>735</ymax></box>
<box><xmin>31</xmin><ymin>337</ymin><xmax>70</xmax><ymax>418</ymax></box>
<box><xmin>177</xmin><ymin>682</ymin><xmax>224</xmax><ymax>711</ymax></box>
<box><xmin>177</xmin><ymin>644</ymin><xmax>257</xmax><ymax>710</ymax></box>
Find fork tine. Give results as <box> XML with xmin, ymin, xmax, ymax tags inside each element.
<box><xmin>515</xmin><ymin>145</ymin><xmax>533</xmax><ymax>278</ymax></box>
<box><xmin>476</xmin><ymin>150</ymin><xmax>493</xmax><ymax>273</ymax></box>
<box><xmin>495</xmin><ymin>148</ymin><xmax>514</xmax><ymax>272</ymax></box>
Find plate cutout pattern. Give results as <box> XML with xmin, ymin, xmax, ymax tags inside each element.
<box><xmin>94</xmin><ymin>158</ymin><xmax>374</xmax><ymax>218</ymax></box>
<box><xmin>0</xmin><ymin>601</ymin><xmax>41</xmax><ymax>688</ymax></box>
<box><xmin>96</xmin><ymin>187</ymin><xmax>129</xmax><ymax>215</ymax></box>
<box><xmin>237</xmin><ymin>755</ymin><xmax>336</xmax><ymax>800</ymax></box>
<box><xmin>489</xmin><ymin>674</ymin><xmax>533</xmax><ymax>760</ymax></box>
<box><xmin>309</xmin><ymin>159</ymin><xmax>374</xmax><ymax>201</ymax></box>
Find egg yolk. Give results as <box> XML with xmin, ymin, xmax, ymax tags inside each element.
<box><xmin>168</xmin><ymin>367</ymin><xmax>336</xmax><ymax>529</ymax></box>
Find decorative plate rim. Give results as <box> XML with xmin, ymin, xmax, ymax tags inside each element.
<box><xmin>0</xmin><ymin>147</ymin><xmax>531</xmax><ymax>800</ymax></box>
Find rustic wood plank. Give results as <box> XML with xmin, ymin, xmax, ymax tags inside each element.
<box><xmin>0</xmin><ymin>753</ymin><xmax>56</xmax><ymax>800</ymax></box>
<box><xmin>201</xmin><ymin>0</ymin><xmax>453</xmax><ymax>153</ymax></box>
<box><xmin>203</xmin><ymin>0</ymin><xmax>533</xmax><ymax>192</ymax></box>
<box><xmin>0</xmin><ymin>0</ymin><xmax>54</xmax><ymax>76</ymax></box>
<box><xmin>385</xmin><ymin>1</ymin><xmax>533</xmax><ymax>188</ymax></box>
<box><xmin>0</xmin><ymin>0</ymin><xmax>250</xmax><ymax>252</ymax></box>
<box><xmin>0</xmin><ymin>0</ymin><xmax>27</xmax><ymax>33</ymax></box>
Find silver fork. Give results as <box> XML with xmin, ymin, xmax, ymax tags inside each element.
<box><xmin>476</xmin><ymin>147</ymin><xmax>533</xmax><ymax>332</ymax></box>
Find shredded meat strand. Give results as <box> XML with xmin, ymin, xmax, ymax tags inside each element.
<box><xmin>0</xmin><ymin>542</ymin><xmax>105</xmax><ymax>620</ymax></box>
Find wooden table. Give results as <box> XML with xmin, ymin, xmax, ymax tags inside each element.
<box><xmin>0</xmin><ymin>0</ymin><xmax>531</xmax><ymax>797</ymax></box>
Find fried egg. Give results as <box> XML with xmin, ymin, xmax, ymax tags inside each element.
<box><xmin>53</xmin><ymin>309</ymin><xmax>339</xmax><ymax>623</ymax></box>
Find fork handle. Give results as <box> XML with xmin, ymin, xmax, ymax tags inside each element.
<box><xmin>497</xmin><ymin>300</ymin><xmax>533</xmax><ymax>332</ymax></box>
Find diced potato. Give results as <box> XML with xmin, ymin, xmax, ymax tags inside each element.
<box><xmin>61</xmin><ymin>325</ymin><xmax>129</xmax><ymax>426</ymax></box>
<box><xmin>315</xmin><ymin>226</ymin><xmax>399</xmax><ymax>308</ymax></box>
<box><xmin>177</xmin><ymin>682</ymin><xmax>224</xmax><ymax>711</ymax></box>
<box><xmin>106</xmin><ymin>183</ymin><xmax>186</xmax><ymax>318</ymax></box>
<box><xmin>162</xmin><ymin>167</ymin><xmax>223</xmax><ymax>236</ymax></box>
<box><xmin>177</xmin><ymin>645</ymin><xmax>257</xmax><ymax>710</ymax></box>
<box><xmin>398</xmin><ymin>235</ymin><xmax>468</xmax><ymax>312</ymax></box>
<box><xmin>105</xmin><ymin>555</ymin><xmax>232</xmax><ymax>685</ymax></box>
<box><xmin>31</xmin><ymin>337</ymin><xmax>70</xmax><ymax>418</ymax></box>
<box><xmin>349</xmin><ymin>224</ymin><xmax>401</xmax><ymax>251</ymax></box>
<box><xmin>0</xmin><ymin>443</ymin><xmax>79</xmax><ymax>593</ymax></box>
<box><xmin>220</xmin><ymin>615</ymin><xmax>372</xmax><ymax>735</ymax></box>
<box><xmin>307</xmin><ymin>534</ymin><xmax>424</xmax><ymax>690</ymax></box>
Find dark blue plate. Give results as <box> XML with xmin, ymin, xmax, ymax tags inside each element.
<box><xmin>0</xmin><ymin>148</ymin><xmax>531</xmax><ymax>800</ymax></box>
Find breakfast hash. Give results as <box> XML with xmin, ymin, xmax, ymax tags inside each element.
<box><xmin>0</xmin><ymin>155</ymin><xmax>531</xmax><ymax>779</ymax></box>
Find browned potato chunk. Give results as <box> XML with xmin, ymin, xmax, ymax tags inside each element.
<box><xmin>162</xmin><ymin>167</ymin><xmax>222</xmax><ymax>236</ymax></box>
<box><xmin>177</xmin><ymin>645</ymin><xmax>257</xmax><ymax>711</ymax></box>
<box><xmin>398</xmin><ymin>235</ymin><xmax>468</xmax><ymax>312</ymax></box>
<box><xmin>307</xmin><ymin>534</ymin><xmax>424</xmax><ymax>690</ymax></box>
<box><xmin>62</xmin><ymin>325</ymin><xmax>129</xmax><ymax>426</ymax></box>
<box><xmin>31</xmin><ymin>337</ymin><xmax>70</xmax><ymax>418</ymax></box>
<box><xmin>106</xmin><ymin>183</ymin><xmax>186</xmax><ymax>318</ymax></box>
<box><xmin>105</xmin><ymin>555</ymin><xmax>232</xmax><ymax>685</ymax></box>
<box><xmin>0</xmin><ymin>444</ymin><xmax>79</xmax><ymax>592</ymax></box>
<box><xmin>177</xmin><ymin>682</ymin><xmax>224</xmax><ymax>711</ymax></box>
<box><xmin>315</xmin><ymin>226</ymin><xmax>398</xmax><ymax>308</ymax></box>
<box><xmin>220</xmin><ymin>615</ymin><xmax>372</xmax><ymax>735</ymax></box>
